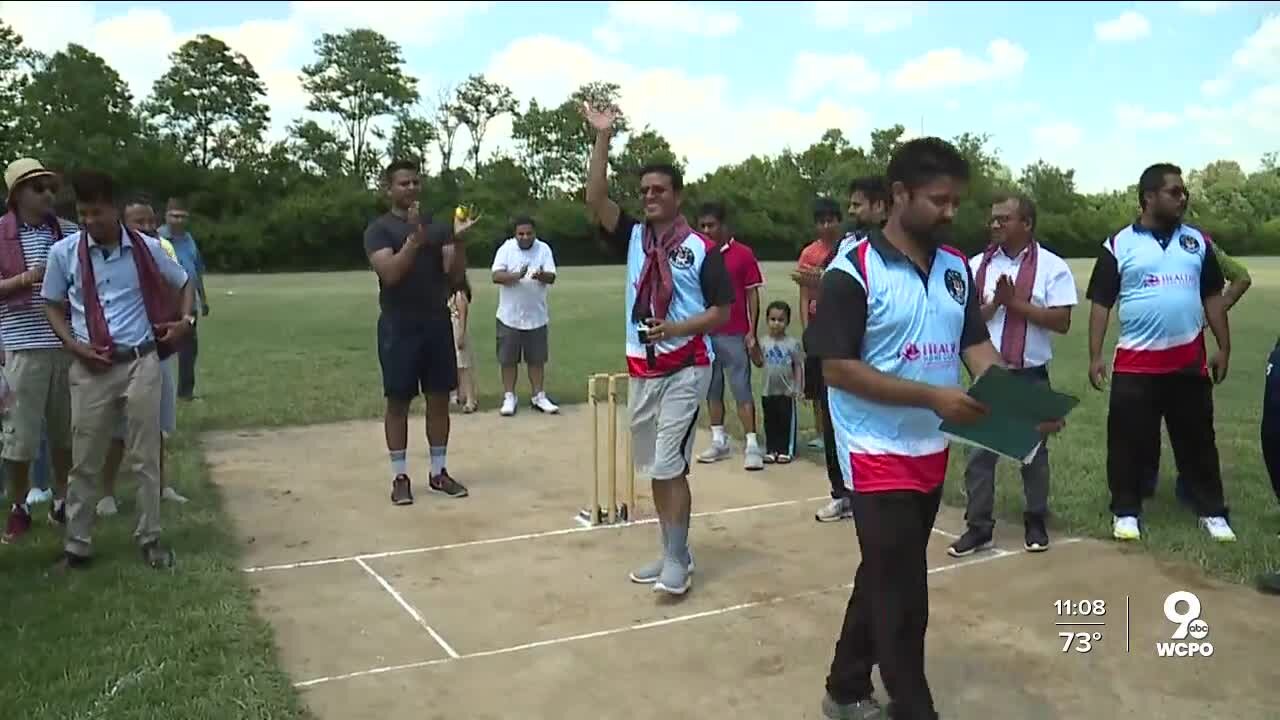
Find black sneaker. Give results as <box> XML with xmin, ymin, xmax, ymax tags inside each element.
<box><xmin>141</xmin><ymin>541</ymin><xmax>175</xmax><ymax>569</ymax></box>
<box><xmin>49</xmin><ymin>499</ymin><xmax>66</xmax><ymax>526</ymax></box>
<box><xmin>429</xmin><ymin>470</ymin><xmax>469</xmax><ymax>498</ymax></box>
<box><xmin>947</xmin><ymin>527</ymin><xmax>993</xmax><ymax>557</ymax></box>
<box><xmin>1024</xmin><ymin>512</ymin><xmax>1049</xmax><ymax>552</ymax></box>
<box><xmin>391</xmin><ymin>474</ymin><xmax>414</xmax><ymax>506</ymax></box>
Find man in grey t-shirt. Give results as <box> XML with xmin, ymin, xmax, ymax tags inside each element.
<box><xmin>363</xmin><ymin>160</ymin><xmax>479</xmax><ymax>506</ymax></box>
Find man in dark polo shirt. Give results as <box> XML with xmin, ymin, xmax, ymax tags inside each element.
<box><xmin>364</xmin><ymin>160</ymin><xmax>478</xmax><ymax>505</ymax></box>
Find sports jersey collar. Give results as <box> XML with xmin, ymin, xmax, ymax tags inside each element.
<box><xmin>1131</xmin><ymin>220</ymin><xmax>1182</xmax><ymax>247</ymax></box>
<box><xmin>865</xmin><ymin>228</ymin><xmax>934</xmax><ymax>284</ymax></box>
<box><xmin>719</xmin><ymin>237</ymin><xmax>735</xmax><ymax>253</ymax></box>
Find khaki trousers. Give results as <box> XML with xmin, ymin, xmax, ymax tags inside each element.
<box><xmin>65</xmin><ymin>352</ymin><xmax>163</xmax><ymax>557</ymax></box>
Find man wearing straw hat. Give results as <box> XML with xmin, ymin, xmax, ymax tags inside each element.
<box><xmin>0</xmin><ymin>158</ymin><xmax>78</xmax><ymax>544</ymax></box>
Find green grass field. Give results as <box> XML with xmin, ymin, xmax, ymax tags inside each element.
<box><xmin>3</xmin><ymin>257</ymin><xmax>1278</xmax><ymax>718</ymax></box>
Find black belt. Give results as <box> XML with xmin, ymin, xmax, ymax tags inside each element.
<box><xmin>110</xmin><ymin>341</ymin><xmax>156</xmax><ymax>364</ymax></box>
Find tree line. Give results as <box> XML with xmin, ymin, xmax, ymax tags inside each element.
<box><xmin>2</xmin><ymin>22</ymin><xmax>1277</xmax><ymax>272</ymax></box>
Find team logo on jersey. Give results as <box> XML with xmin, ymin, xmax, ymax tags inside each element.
<box><xmin>669</xmin><ymin>245</ymin><xmax>695</xmax><ymax>269</ymax></box>
<box><xmin>944</xmin><ymin>268</ymin><xmax>966</xmax><ymax>305</ymax></box>
<box><xmin>1179</xmin><ymin>234</ymin><xmax>1200</xmax><ymax>253</ymax></box>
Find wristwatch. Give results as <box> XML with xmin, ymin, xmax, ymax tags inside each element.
<box><xmin>183</xmin><ymin>314</ymin><xmax>196</xmax><ymax>326</ymax></box>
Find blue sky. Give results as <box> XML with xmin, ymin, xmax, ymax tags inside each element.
<box><xmin>2</xmin><ymin>1</ymin><xmax>1277</xmax><ymax>192</ymax></box>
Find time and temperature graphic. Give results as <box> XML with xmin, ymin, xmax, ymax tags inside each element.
<box><xmin>1053</xmin><ymin>592</ymin><xmax>1214</xmax><ymax>658</ymax></box>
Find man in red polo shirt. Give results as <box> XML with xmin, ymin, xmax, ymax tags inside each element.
<box><xmin>694</xmin><ymin>202</ymin><xmax>766</xmax><ymax>470</ymax></box>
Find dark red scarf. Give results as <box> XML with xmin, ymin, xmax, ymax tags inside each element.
<box><xmin>78</xmin><ymin>226</ymin><xmax>181</xmax><ymax>358</ymax></box>
<box><xmin>632</xmin><ymin>214</ymin><xmax>695</xmax><ymax>322</ymax></box>
<box><xmin>0</xmin><ymin>210</ymin><xmax>64</xmax><ymax>307</ymax></box>
<box><xmin>975</xmin><ymin>239</ymin><xmax>1039</xmax><ymax>368</ymax></box>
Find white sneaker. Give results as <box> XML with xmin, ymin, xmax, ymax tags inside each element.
<box><xmin>25</xmin><ymin>487</ymin><xmax>52</xmax><ymax>505</ymax></box>
<box><xmin>743</xmin><ymin>445</ymin><xmax>764</xmax><ymax>471</ymax></box>
<box><xmin>1200</xmin><ymin>516</ymin><xmax>1236</xmax><ymax>542</ymax></box>
<box><xmin>97</xmin><ymin>496</ymin><xmax>118</xmax><ymax>516</ymax></box>
<box><xmin>696</xmin><ymin>441</ymin><xmax>731</xmax><ymax>464</ymax></box>
<box><xmin>1112</xmin><ymin>516</ymin><xmax>1140</xmax><ymax>541</ymax></box>
<box><xmin>162</xmin><ymin>486</ymin><xmax>190</xmax><ymax>504</ymax></box>
<box><xmin>531</xmin><ymin>393</ymin><xmax>559</xmax><ymax>414</ymax></box>
<box><xmin>500</xmin><ymin>393</ymin><xmax>517</xmax><ymax>416</ymax></box>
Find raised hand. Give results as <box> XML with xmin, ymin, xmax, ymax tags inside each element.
<box><xmin>582</xmin><ymin>101</ymin><xmax>619</xmax><ymax>132</ymax></box>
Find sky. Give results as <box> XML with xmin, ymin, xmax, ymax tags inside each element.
<box><xmin>1</xmin><ymin>1</ymin><xmax>1277</xmax><ymax>193</ymax></box>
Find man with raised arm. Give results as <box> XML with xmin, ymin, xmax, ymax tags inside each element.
<box><xmin>582</xmin><ymin>103</ymin><xmax>733</xmax><ymax>597</ymax></box>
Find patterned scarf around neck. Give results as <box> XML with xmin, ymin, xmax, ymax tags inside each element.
<box><xmin>631</xmin><ymin>214</ymin><xmax>693</xmax><ymax>323</ymax></box>
<box><xmin>975</xmin><ymin>238</ymin><xmax>1038</xmax><ymax>368</ymax></box>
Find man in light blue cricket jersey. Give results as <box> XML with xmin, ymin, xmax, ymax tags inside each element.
<box><xmin>583</xmin><ymin>102</ymin><xmax>733</xmax><ymax>598</ymax></box>
<box><xmin>1086</xmin><ymin>162</ymin><xmax>1234</xmax><ymax>543</ymax></box>
<box><xmin>808</xmin><ymin>138</ymin><xmax>1065</xmax><ymax>719</ymax></box>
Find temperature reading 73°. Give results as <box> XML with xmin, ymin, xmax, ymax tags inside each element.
<box><xmin>1060</xmin><ymin>632</ymin><xmax>1101</xmax><ymax>653</ymax></box>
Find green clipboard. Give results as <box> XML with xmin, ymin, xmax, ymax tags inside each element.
<box><xmin>939</xmin><ymin>366</ymin><xmax>1080</xmax><ymax>464</ymax></box>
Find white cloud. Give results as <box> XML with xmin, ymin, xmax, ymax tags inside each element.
<box><xmin>592</xmin><ymin>1</ymin><xmax>740</xmax><ymax>52</ymax></box>
<box><xmin>788</xmin><ymin>52</ymin><xmax>880</xmax><ymax>100</ymax></box>
<box><xmin>1094</xmin><ymin>11</ymin><xmax>1151</xmax><ymax>42</ymax></box>
<box><xmin>287</xmin><ymin>1</ymin><xmax>494</xmax><ymax>49</ymax></box>
<box><xmin>486</xmin><ymin>35</ymin><xmax>871</xmax><ymax>179</ymax></box>
<box><xmin>813</xmin><ymin>1</ymin><xmax>927</xmax><ymax>32</ymax></box>
<box><xmin>1115</xmin><ymin>103</ymin><xmax>1180</xmax><ymax>130</ymax></box>
<box><xmin>1232</xmin><ymin>14</ymin><xmax>1280</xmax><ymax>75</ymax></box>
<box><xmin>891</xmin><ymin>39</ymin><xmax>1026</xmax><ymax>91</ymax></box>
<box><xmin>1201</xmin><ymin>75</ymin><xmax>1232</xmax><ymax>97</ymax></box>
<box><xmin>1179</xmin><ymin>1</ymin><xmax>1233</xmax><ymax>14</ymax></box>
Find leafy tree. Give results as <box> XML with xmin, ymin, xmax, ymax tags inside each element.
<box><xmin>146</xmin><ymin>34</ymin><xmax>269</xmax><ymax>169</ymax></box>
<box><xmin>387</xmin><ymin>107</ymin><xmax>438</xmax><ymax>169</ymax></box>
<box><xmin>301</xmin><ymin>28</ymin><xmax>418</xmax><ymax>185</ymax></box>
<box><xmin>451</xmin><ymin>74</ymin><xmax>517</xmax><ymax>175</ymax></box>
<box><xmin>19</xmin><ymin>44</ymin><xmax>136</xmax><ymax>173</ymax></box>
<box><xmin>0</xmin><ymin>21</ymin><xmax>42</xmax><ymax>162</ymax></box>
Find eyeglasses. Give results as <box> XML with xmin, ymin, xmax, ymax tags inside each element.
<box><xmin>25</xmin><ymin>179</ymin><xmax>58</xmax><ymax>194</ymax></box>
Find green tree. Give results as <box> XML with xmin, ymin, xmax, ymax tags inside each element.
<box><xmin>284</xmin><ymin>119</ymin><xmax>346</xmax><ymax>178</ymax></box>
<box><xmin>146</xmin><ymin>34</ymin><xmax>269</xmax><ymax>169</ymax></box>
<box><xmin>451</xmin><ymin>73</ymin><xmax>517</xmax><ymax>176</ymax></box>
<box><xmin>19</xmin><ymin>44</ymin><xmax>136</xmax><ymax>173</ymax></box>
<box><xmin>0</xmin><ymin>21</ymin><xmax>42</xmax><ymax>162</ymax></box>
<box><xmin>1018</xmin><ymin>161</ymin><xmax>1082</xmax><ymax>215</ymax></box>
<box><xmin>387</xmin><ymin>107</ymin><xmax>438</xmax><ymax>169</ymax></box>
<box><xmin>300</xmin><ymin>28</ymin><xmax>419</xmax><ymax>184</ymax></box>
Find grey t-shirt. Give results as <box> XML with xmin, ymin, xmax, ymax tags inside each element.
<box><xmin>363</xmin><ymin>212</ymin><xmax>453</xmax><ymax>317</ymax></box>
<box><xmin>760</xmin><ymin>335</ymin><xmax>804</xmax><ymax>397</ymax></box>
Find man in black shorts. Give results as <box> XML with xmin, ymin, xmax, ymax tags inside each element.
<box><xmin>364</xmin><ymin>160</ymin><xmax>478</xmax><ymax>505</ymax></box>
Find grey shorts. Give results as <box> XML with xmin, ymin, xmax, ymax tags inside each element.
<box><xmin>708</xmin><ymin>334</ymin><xmax>752</xmax><ymax>405</ymax></box>
<box><xmin>629</xmin><ymin>365</ymin><xmax>712</xmax><ymax>481</ymax></box>
<box><xmin>496</xmin><ymin>319</ymin><xmax>549</xmax><ymax>367</ymax></box>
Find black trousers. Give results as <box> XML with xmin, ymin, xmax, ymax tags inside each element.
<box><xmin>1264</xmin><ymin>341</ymin><xmax>1280</xmax><ymax>504</ymax></box>
<box><xmin>178</xmin><ymin>322</ymin><xmax>198</xmax><ymax>398</ymax></box>
<box><xmin>1107</xmin><ymin>372</ymin><xmax>1227</xmax><ymax>518</ymax></box>
<box><xmin>826</xmin><ymin>489</ymin><xmax>941</xmax><ymax>720</ymax></box>
<box><xmin>761</xmin><ymin>395</ymin><xmax>798</xmax><ymax>456</ymax></box>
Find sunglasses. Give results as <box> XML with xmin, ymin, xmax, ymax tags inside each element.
<box><xmin>24</xmin><ymin>178</ymin><xmax>58</xmax><ymax>194</ymax></box>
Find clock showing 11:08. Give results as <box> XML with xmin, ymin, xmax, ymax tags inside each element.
<box><xmin>1055</xmin><ymin>599</ymin><xmax>1107</xmax><ymax>616</ymax></box>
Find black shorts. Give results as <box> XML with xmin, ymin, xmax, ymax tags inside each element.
<box><xmin>804</xmin><ymin>355</ymin><xmax>824</xmax><ymax>400</ymax></box>
<box><xmin>377</xmin><ymin>311</ymin><xmax>458</xmax><ymax>401</ymax></box>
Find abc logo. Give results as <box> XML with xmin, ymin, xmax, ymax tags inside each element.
<box><xmin>1187</xmin><ymin>619</ymin><xmax>1209</xmax><ymax>640</ymax></box>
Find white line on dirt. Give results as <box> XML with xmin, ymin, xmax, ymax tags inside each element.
<box><xmin>294</xmin><ymin>540</ymin><xmax>1053</xmax><ymax>689</ymax></box>
<box><xmin>355</xmin><ymin>558</ymin><xmax>460</xmax><ymax>659</ymax></box>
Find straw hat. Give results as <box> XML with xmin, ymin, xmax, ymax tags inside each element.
<box><xmin>4</xmin><ymin>158</ymin><xmax>56</xmax><ymax>197</ymax></box>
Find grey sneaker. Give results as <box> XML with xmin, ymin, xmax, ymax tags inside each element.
<box><xmin>816</xmin><ymin>496</ymin><xmax>853</xmax><ymax>523</ymax></box>
<box><xmin>696</xmin><ymin>441</ymin><xmax>731</xmax><ymax>464</ymax></box>
<box><xmin>654</xmin><ymin>557</ymin><xmax>692</xmax><ymax>595</ymax></box>
<box><xmin>630</xmin><ymin>552</ymin><xmax>694</xmax><ymax>584</ymax></box>
<box><xmin>821</xmin><ymin>693</ymin><xmax>885</xmax><ymax>719</ymax></box>
<box><xmin>743</xmin><ymin>445</ymin><xmax>764</xmax><ymax>471</ymax></box>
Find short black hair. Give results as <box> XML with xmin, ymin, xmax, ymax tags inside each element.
<box><xmin>165</xmin><ymin>196</ymin><xmax>187</xmax><ymax>212</ymax></box>
<box><xmin>70</xmin><ymin>169</ymin><xmax>118</xmax><ymax>205</ymax></box>
<box><xmin>383</xmin><ymin>159</ymin><xmax>419</xmax><ymax>182</ymax></box>
<box><xmin>1138</xmin><ymin>162</ymin><xmax>1181</xmax><ymax>209</ymax></box>
<box><xmin>813</xmin><ymin>196</ymin><xmax>842</xmax><ymax>221</ymax></box>
<box><xmin>697</xmin><ymin>201</ymin><xmax>727</xmax><ymax>222</ymax></box>
<box><xmin>886</xmin><ymin>137</ymin><xmax>971</xmax><ymax>192</ymax></box>
<box><xmin>991</xmin><ymin>191</ymin><xmax>1037</xmax><ymax>231</ymax></box>
<box><xmin>125</xmin><ymin>193</ymin><xmax>154</xmax><ymax>210</ymax></box>
<box><xmin>511</xmin><ymin>215</ymin><xmax>536</xmax><ymax>230</ymax></box>
<box><xmin>766</xmin><ymin>299</ymin><xmax>791</xmax><ymax>323</ymax></box>
<box><xmin>639</xmin><ymin>162</ymin><xmax>683</xmax><ymax>192</ymax></box>
<box><xmin>848</xmin><ymin>176</ymin><xmax>890</xmax><ymax>208</ymax></box>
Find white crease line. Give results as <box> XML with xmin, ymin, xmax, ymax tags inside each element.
<box><xmin>355</xmin><ymin>558</ymin><xmax>460</xmax><ymax>659</ymax></box>
<box><xmin>243</xmin><ymin>495</ymin><xmax>830</xmax><ymax>573</ymax></box>
<box><xmin>294</xmin><ymin>540</ymin><xmax>1031</xmax><ymax>689</ymax></box>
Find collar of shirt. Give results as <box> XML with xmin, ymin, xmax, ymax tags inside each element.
<box><xmin>719</xmin><ymin>237</ymin><xmax>735</xmax><ymax>253</ymax></box>
<box><xmin>1130</xmin><ymin>220</ymin><xmax>1181</xmax><ymax>247</ymax></box>
<box><xmin>865</xmin><ymin>228</ymin><xmax>935</xmax><ymax>282</ymax></box>
<box><xmin>86</xmin><ymin>224</ymin><xmax>137</xmax><ymax>251</ymax></box>
<box><xmin>998</xmin><ymin>241</ymin><xmax>1034</xmax><ymax>261</ymax></box>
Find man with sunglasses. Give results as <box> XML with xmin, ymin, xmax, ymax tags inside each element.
<box><xmin>1086</xmin><ymin>162</ymin><xmax>1235</xmax><ymax>543</ymax></box>
<box><xmin>0</xmin><ymin>158</ymin><xmax>79</xmax><ymax>543</ymax></box>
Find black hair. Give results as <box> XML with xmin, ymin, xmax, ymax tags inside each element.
<box><xmin>638</xmin><ymin>162</ymin><xmax>683</xmax><ymax>192</ymax></box>
<box><xmin>1138</xmin><ymin>163</ymin><xmax>1181</xmax><ymax>210</ymax></box>
<box><xmin>70</xmin><ymin>169</ymin><xmax>118</xmax><ymax>205</ymax></box>
<box><xmin>886</xmin><ymin>137</ymin><xmax>971</xmax><ymax>192</ymax></box>
<box><xmin>766</xmin><ymin>299</ymin><xmax>792</xmax><ymax>323</ymax></box>
<box><xmin>813</xmin><ymin>196</ymin><xmax>842</xmax><ymax>221</ymax></box>
<box><xmin>383</xmin><ymin>159</ymin><xmax>419</xmax><ymax>182</ymax></box>
<box><xmin>848</xmin><ymin>176</ymin><xmax>890</xmax><ymax>208</ymax></box>
<box><xmin>991</xmin><ymin>191</ymin><xmax>1037</xmax><ymax>231</ymax></box>
<box><xmin>125</xmin><ymin>193</ymin><xmax>154</xmax><ymax>210</ymax></box>
<box><xmin>511</xmin><ymin>215</ymin><xmax>536</xmax><ymax>231</ymax></box>
<box><xmin>697</xmin><ymin>201</ymin><xmax>727</xmax><ymax>222</ymax></box>
<box><xmin>165</xmin><ymin>196</ymin><xmax>187</xmax><ymax>212</ymax></box>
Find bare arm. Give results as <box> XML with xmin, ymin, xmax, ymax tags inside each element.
<box><xmin>0</xmin><ymin>269</ymin><xmax>40</xmax><ymax>299</ymax></box>
<box><xmin>822</xmin><ymin>358</ymin><xmax>941</xmax><ymax>409</ymax></box>
<box><xmin>979</xmin><ymin>301</ymin><xmax>999</xmax><ymax>323</ymax></box>
<box><xmin>1223</xmin><ymin>275</ymin><xmax>1251</xmax><ymax>311</ymax></box>
<box><xmin>492</xmin><ymin>269</ymin><xmax>524</xmax><ymax>285</ymax></box>
<box><xmin>798</xmin><ymin>286</ymin><xmax>811</xmax><ymax>330</ymax></box>
<box><xmin>367</xmin><ymin>235</ymin><xmax>424</xmax><ymax>288</ymax></box>
<box><xmin>747</xmin><ymin>286</ymin><xmax>760</xmax><ymax>338</ymax></box>
<box><xmin>585</xmin><ymin>127</ymin><xmax>621</xmax><ymax>234</ymax></box>
<box><xmin>961</xmin><ymin>339</ymin><xmax>1003</xmax><ymax>381</ymax></box>
<box><xmin>1203</xmin><ymin>293</ymin><xmax>1230</xmax><ymax>356</ymax></box>
<box><xmin>1088</xmin><ymin>304</ymin><xmax>1110</xmax><ymax>362</ymax></box>
<box><xmin>1006</xmin><ymin>298</ymin><xmax>1072</xmax><ymax>334</ymax></box>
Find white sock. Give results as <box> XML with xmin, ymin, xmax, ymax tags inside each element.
<box><xmin>504</xmin><ymin>391</ymin><xmax>516</xmax><ymax>401</ymax></box>
<box><xmin>745</xmin><ymin>432</ymin><xmax>759</xmax><ymax>450</ymax></box>
<box><xmin>430</xmin><ymin>446</ymin><xmax>446</xmax><ymax>476</ymax></box>
<box><xmin>711</xmin><ymin>425</ymin><xmax>726</xmax><ymax>445</ymax></box>
<box><xmin>390</xmin><ymin>450</ymin><xmax>407</xmax><ymax>478</ymax></box>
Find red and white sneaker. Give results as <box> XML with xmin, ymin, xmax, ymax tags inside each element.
<box><xmin>3</xmin><ymin>505</ymin><xmax>33</xmax><ymax>544</ymax></box>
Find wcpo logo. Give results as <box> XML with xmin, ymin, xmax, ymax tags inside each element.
<box><xmin>1156</xmin><ymin>591</ymin><xmax>1213</xmax><ymax>658</ymax></box>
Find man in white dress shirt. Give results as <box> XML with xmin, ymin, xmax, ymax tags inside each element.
<box><xmin>491</xmin><ymin>215</ymin><xmax>559</xmax><ymax>417</ymax></box>
<box><xmin>948</xmin><ymin>192</ymin><xmax>1078</xmax><ymax>557</ymax></box>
